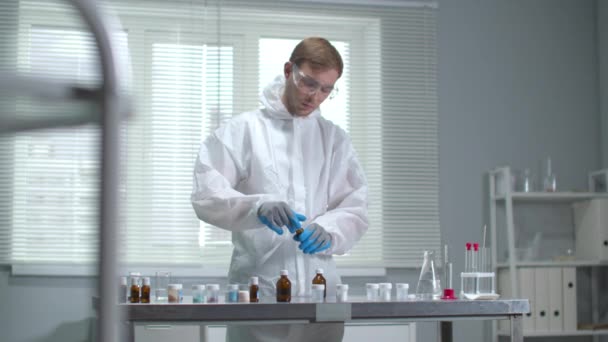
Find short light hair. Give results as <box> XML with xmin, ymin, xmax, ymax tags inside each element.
<box><xmin>289</xmin><ymin>37</ymin><xmax>343</xmax><ymax>78</ymax></box>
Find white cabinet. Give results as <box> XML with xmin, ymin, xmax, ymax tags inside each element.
<box><xmin>489</xmin><ymin>167</ymin><xmax>608</xmax><ymax>341</ymax></box>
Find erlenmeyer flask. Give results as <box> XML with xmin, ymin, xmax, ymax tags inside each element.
<box><xmin>416</xmin><ymin>250</ymin><xmax>441</xmax><ymax>300</ymax></box>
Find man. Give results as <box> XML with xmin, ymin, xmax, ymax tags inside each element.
<box><xmin>191</xmin><ymin>37</ymin><xmax>368</xmax><ymax>342</ymax></box>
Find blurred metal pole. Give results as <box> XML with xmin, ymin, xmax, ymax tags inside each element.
<box><xmin>68</xmin><ymin>1</ymin><xmax>128</xmax><ymax>341</ymax></box>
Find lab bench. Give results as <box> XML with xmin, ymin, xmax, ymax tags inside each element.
<box><xmin>120</xmin><ymin>297</ymin><xmax>529</xmax><ymax>342</ymax></box>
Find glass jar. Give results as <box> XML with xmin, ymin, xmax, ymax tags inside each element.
<box><xmin>336</xmin><ymin>284</ymin><xmax>349</xmax><ymax>303</ymax></box>
<box><xmin>192</xmin><ymin>284</ymin><xmax>205</xmax><ymax>303</ymax></box>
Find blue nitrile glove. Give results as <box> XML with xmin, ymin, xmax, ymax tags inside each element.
<box><xmin>257</xmin><ymin>201</ymin><xmax>306</xmax><ymax>235</ymax></box>
<box><xmin>294</xmin><ymin>223</ymin><xmax>332</xmax><ymax>254</ymax></box>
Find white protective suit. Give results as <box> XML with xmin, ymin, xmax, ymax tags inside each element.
<box><xmin>191</xmin><ymin>75</ymin><xmax>369</xmax><ymax>342</ymax></box>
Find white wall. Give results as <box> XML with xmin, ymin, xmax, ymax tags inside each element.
<box><xmin>599</xmin><ymin>0</ymin><xmax>608</xmax><ymax>167</ymax></box>
<box><xmin>438</xmin><ymin>0</ymin><xmax>600</xmax><ymax>341</ymax></box>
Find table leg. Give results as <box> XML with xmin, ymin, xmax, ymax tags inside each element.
<box><xmin>510</xmin><ymin>315</ymin><xmax>523</xmax><ymax>342</ymax></box>
<box><xmin>440</xmin><ymin>321</ymin><xmax>452</xmax><ymax>342</ymax></box>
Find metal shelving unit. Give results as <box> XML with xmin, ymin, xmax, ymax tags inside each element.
<box><xmin>489</xmin><ymin>166</ymin><xmax>606</xmax><ymax>341</ymax></box>
<box><xmin>0</xmin><ymin>1</ymin><xmax>130</xmax><ymax>341</ymax></box>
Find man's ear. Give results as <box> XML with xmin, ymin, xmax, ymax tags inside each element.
<box><xmin>284</xmin><ymin>62</ymin><xmax>292</xmax><ymax>79</ymax></box>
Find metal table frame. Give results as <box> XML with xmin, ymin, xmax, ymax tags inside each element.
<box><xmin>122</xmin><ymin>298</ymin><xmax>529</xmax><ymax>342</ymax></box>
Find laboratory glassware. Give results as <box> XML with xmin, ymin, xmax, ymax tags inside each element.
<box><xmin>192</xmin><ymin>285</ymin><xmax>205</xmax><ymax>303</ymax></box>
<box><xmin>336</xmin><ymin>284</ymin><xmax>349</xmax><ymax>302</ymax></box>
<box><xmin>416</xmin><ymin>250</ymin><xmax>441</xmax><ymax>300</ymax></box>
<box><xmin>276</xmin><ymin>270</ymin><xmax>291</xmax><ymax>302</ymax></box>
<box><xmin>249</xmin><ymin>276</ymin><xmax>260</xmax><ymax>302</ymax></box>
<box><xmin>379</xmin><ymin>283</ymin><xmax>392</xmax><ymax>301</ymax></box>
<box><xmin>155</xmin><ymin>271</ymin><xmax>171</xmax><ymax>303</ymax></box>
<box><xmin>543</xmin><ymin>157</ymin><xmax>557</xmax><ymax>192</ymax></box>
<box><xmin>141</xmin><ymin>277</ymin><xmax>151</xmax><ymax>303</ymax></box>
<box><xmin>396</xmin><ymin>283</ymin><xmax>409</xmax><ymax>301</ymax></box>
<box><xmin>366</xmin><ymin>283</ymin><xmax>379</xmax><ymax>301</ymax></box>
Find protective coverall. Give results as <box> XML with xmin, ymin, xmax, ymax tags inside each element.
<box><xmin>191</xmin><ymin>75</ymin><xmax>369</xmax><ymax>342</ymax></box>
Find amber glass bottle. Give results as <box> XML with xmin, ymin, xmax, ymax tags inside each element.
<box><xmin>312</xmin><ymin>268</ymin><xmax>327</xmax><ymax>298</ymax></box>
<box><xmin>250</xmin><ymin>276</ymin><xmax>260</xmax><ymax>303</ymax></box>
<box><xmin>276</xmin><ymin>270</ymin><xmax>291</xmax><ymax>302</ymax></box>
<box><xmin>130</xmin><ymin>277</ymin><xmax>140</xmax><ymax>303</ymax></box>
<box><xmin>141</xmin><ymin>277</ymin><xmax>151</xmax><ymax>303</ymax></box>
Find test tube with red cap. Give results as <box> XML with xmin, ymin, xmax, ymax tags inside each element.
<box><xmin>472</xmin><ymin>243</ymin><xmax>479</xmax><ymax>272</ymax></box>
<box><xmin>465</xmin><ymin>242</ymin><xmax>472</xmax><ymax>272</ymax></box>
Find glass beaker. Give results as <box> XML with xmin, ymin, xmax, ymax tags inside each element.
<box><xmin>416</xmin><ymin>250</ymin><xmax>441</xmax><ymax>300</ymax></box>
<box><xmin>155</xmin><ymin>271</ymin><xmax>171</xmax><ymax>303</ymax></box>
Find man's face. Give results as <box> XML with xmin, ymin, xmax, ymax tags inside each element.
<box><xmin>282</xmin><ymin>61</ymin><xmax>339</xmax><ymax>117</ymax></box>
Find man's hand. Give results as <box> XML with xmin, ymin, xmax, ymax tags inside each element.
<box><xmin>258</xmin><ymin>201</ymin><xmax>306</xmax><ymax>235</ymax></box>
<box><xmin>294</xmin><ymin>223</ymin><xmax>332</xmax><ymax>254</ymax></box>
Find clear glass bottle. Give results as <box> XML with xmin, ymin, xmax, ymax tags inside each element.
<box><xmin>118</xmin><ymin>276</ymin><xmax>128</xmax><ymax>304</ymax></box>
<box><xmin>249</xmin><ymin>276</ymin><xmax>259</xmax><ymax>303</ymax></box>
<box><xmin>312</xmin><ymin>268</ymin><xmax>327</xmax><ymax>298</ymax></box>
<box><xmin>276</xmin><ymin>270</ymin><xmax>291</xmax><ymax>303</ymax></box>
<box><xmin>140</xmin><ymin>277</ymin><xmax>151</xmax><ymax>303</ymax></box>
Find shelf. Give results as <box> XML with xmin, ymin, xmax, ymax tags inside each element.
<box><xmin>493</xmin><ymin>192</ymin><xmax>608</xmax><ymax>202</ymax></box>
<box><xmin>496</xmin><ymin>260</ymin><xmax>607</xmax><ymax>268</ymax></box>
<box><xmin>498</xmin><ymin>329</ymin><xmax>608</xmax><ymax>337</ymax></box>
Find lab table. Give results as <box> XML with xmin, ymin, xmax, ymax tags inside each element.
<box><xmin>119</xmin><ymin>297</ymin><xmax>529</xmax><ymax>342</ymax></box>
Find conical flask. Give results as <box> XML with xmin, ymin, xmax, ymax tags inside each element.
<box><xmin>416</xmin><ymin>250</ymin><xmax>441</xmax><ymax>300</ymax></box>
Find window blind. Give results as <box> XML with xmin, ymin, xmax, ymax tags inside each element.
<box><xmin>0</xmin><ymin>0</ymin><xmax>439</xmax><ymax>271</ymax></box>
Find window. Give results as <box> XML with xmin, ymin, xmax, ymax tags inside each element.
<box><xmin>0</xmin><ymin>0</ymin><xmax>439</xmax><ymax>272</ymax></box>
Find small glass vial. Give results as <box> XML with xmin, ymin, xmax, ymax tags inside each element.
<box><xmin>336</xmin><ymin>284</ymin><xmax>349</xmax><ymax>303</ymax></box>
<box><xmin>168</xmin><ymin>284</ymin><xmax>183</xmax><ymax>303</ymax></box>
<box><xmin>312</xmin><ymin>268</ymin><xmax>327</xmax><ymax>299</ymax></box>
<box><xmin>192</xmin><ymin>284</ymin><xmax>205</xmax><ymax>303</ymax></box>
<box><xmin>249</xmin><ymin>276</ymin><xmax>259</xmax><ymax>303</ymax></box>
<box><xmin>118</xmin><ymin>276</ymin><xmax>128</xmax><ymax>303</ymax></box>
<box><xmin>396</xmin><ymin>283</ymin><xmax>409</xmax><ymax>301</ymax></box>
<box><xmin>366</xmin><ymin>283</ymin><xmax>379</xmax><ymax>301</ymax></box>
<box><xmin>141</xmin><ymin>277</ymin><xmax>151</xmax><ymax>303</ymax></box>
<box><xmin>227</xmin><ymin>284</ymin><xmax>239</xmax><ymax>303</ymax></box>
<box><xmin>206</xmin><ymin>284</ymin><xmax>220</xmax><ymax>303</ymax></box>
<box><xmin>238</xmin><ymin>290</ymin><xmax>250</xmax><ymax>302</ymax></box>
<box><xmin>312</xmin><ymin>284</ymin><xmax>325</xmax><ymax>302</ymax></box>
<box><xmin>379</xmin><ymin>283</ymin><xmax>392</xmax><ymax>301</ymax></box>
<box><xmin>276</xmin><ymin>270</ymin><xmax>292</xmax><ymax>303</ymax></box>
<box><xmin>130</xmin><ymin>277</ymin><xmax>141</xmax><ymax>303</ymax></box>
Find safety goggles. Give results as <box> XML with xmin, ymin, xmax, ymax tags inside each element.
<box><xmin>291</xmin><ymin>63</ymin><xmax>338</xmax><ymax>100</ymax></box>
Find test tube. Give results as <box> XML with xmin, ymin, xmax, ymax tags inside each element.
<box><xmin>465</xmin><ymin>243</ymin><xmax>472</xmax><ymax>272</ymax></box>
<box><xmin>472</xmin><ymin>243</ymin><xmax>479</xmax><ymax>272</ymax></box>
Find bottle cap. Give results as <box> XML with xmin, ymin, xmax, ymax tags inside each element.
<box><xmin>131</xmin><ymin>277</ymin><xmax>139</xmax><ymax>285</ymax></box>
<box><xmin>250</xmin><ymin>276</ymin><xmax>259</xmax><ymax>285</ymax></box>
<box><xmin>120</xmin><ymin>276</ymin><xmax>127</xmax><ymax>285</ymax></box>
<box><xmin>473</xmin><ymin>243</ymin><xmax>479</xmax><ymax>251</ymax></box>
<box><xmin>192</xmin><ymin>284</ymin><xmax>205</xmax><ymax>291</ymax></box>
<box><xmin>315</xmin><ymin>268</ymin><xmax>324</xmax><ymax>274</ymax></box>
<box><xmin>366</xmin><ymin>283</ymin><xmax>379</xmax><ymax>289</ymax></box>
<box><xmin>280</xmin><ymin>269</ymin><xmax>289</xmax><ymax>276</ymax></box>
<box><xmin>379</xmin><ymin>283</ymin><xmax>392</xmax><ymax>289</ymax></box>
<box><xmin>143</xmin><ymin>277</ymin><xmax>151</xmax><ymax>286</ymax></box>
<box><xmin>466</xmin><ymin>242</ymin><xmax>472</xmax><ymax>250</ymax></box>
<box><xmin>312</xmin><ymin>284</ymin><xmax>325</xmax><ymax>290</ymax></box>
<box><xmin>168</xmin><ymin>284</ymin><xmax>182</xmax><ymax>290</ymax></box>
<box><xmin>336</xmin><ymin>284</ymin><xmax>349</xmax><ymax>290</ymax></box>
<box><xmin>228</xmin><ymin>284</ymin><xmax>239</xmax><ymax>291</ymax></box>
<box><xmin>396</xmin><ymin>283</ymin><xmax>409</xmax><ymax>289</ymax></box>
<box><xmin>206</xmin><ymin>284</ymin><xmax>220</xmax><ymax>291</ymax></box>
